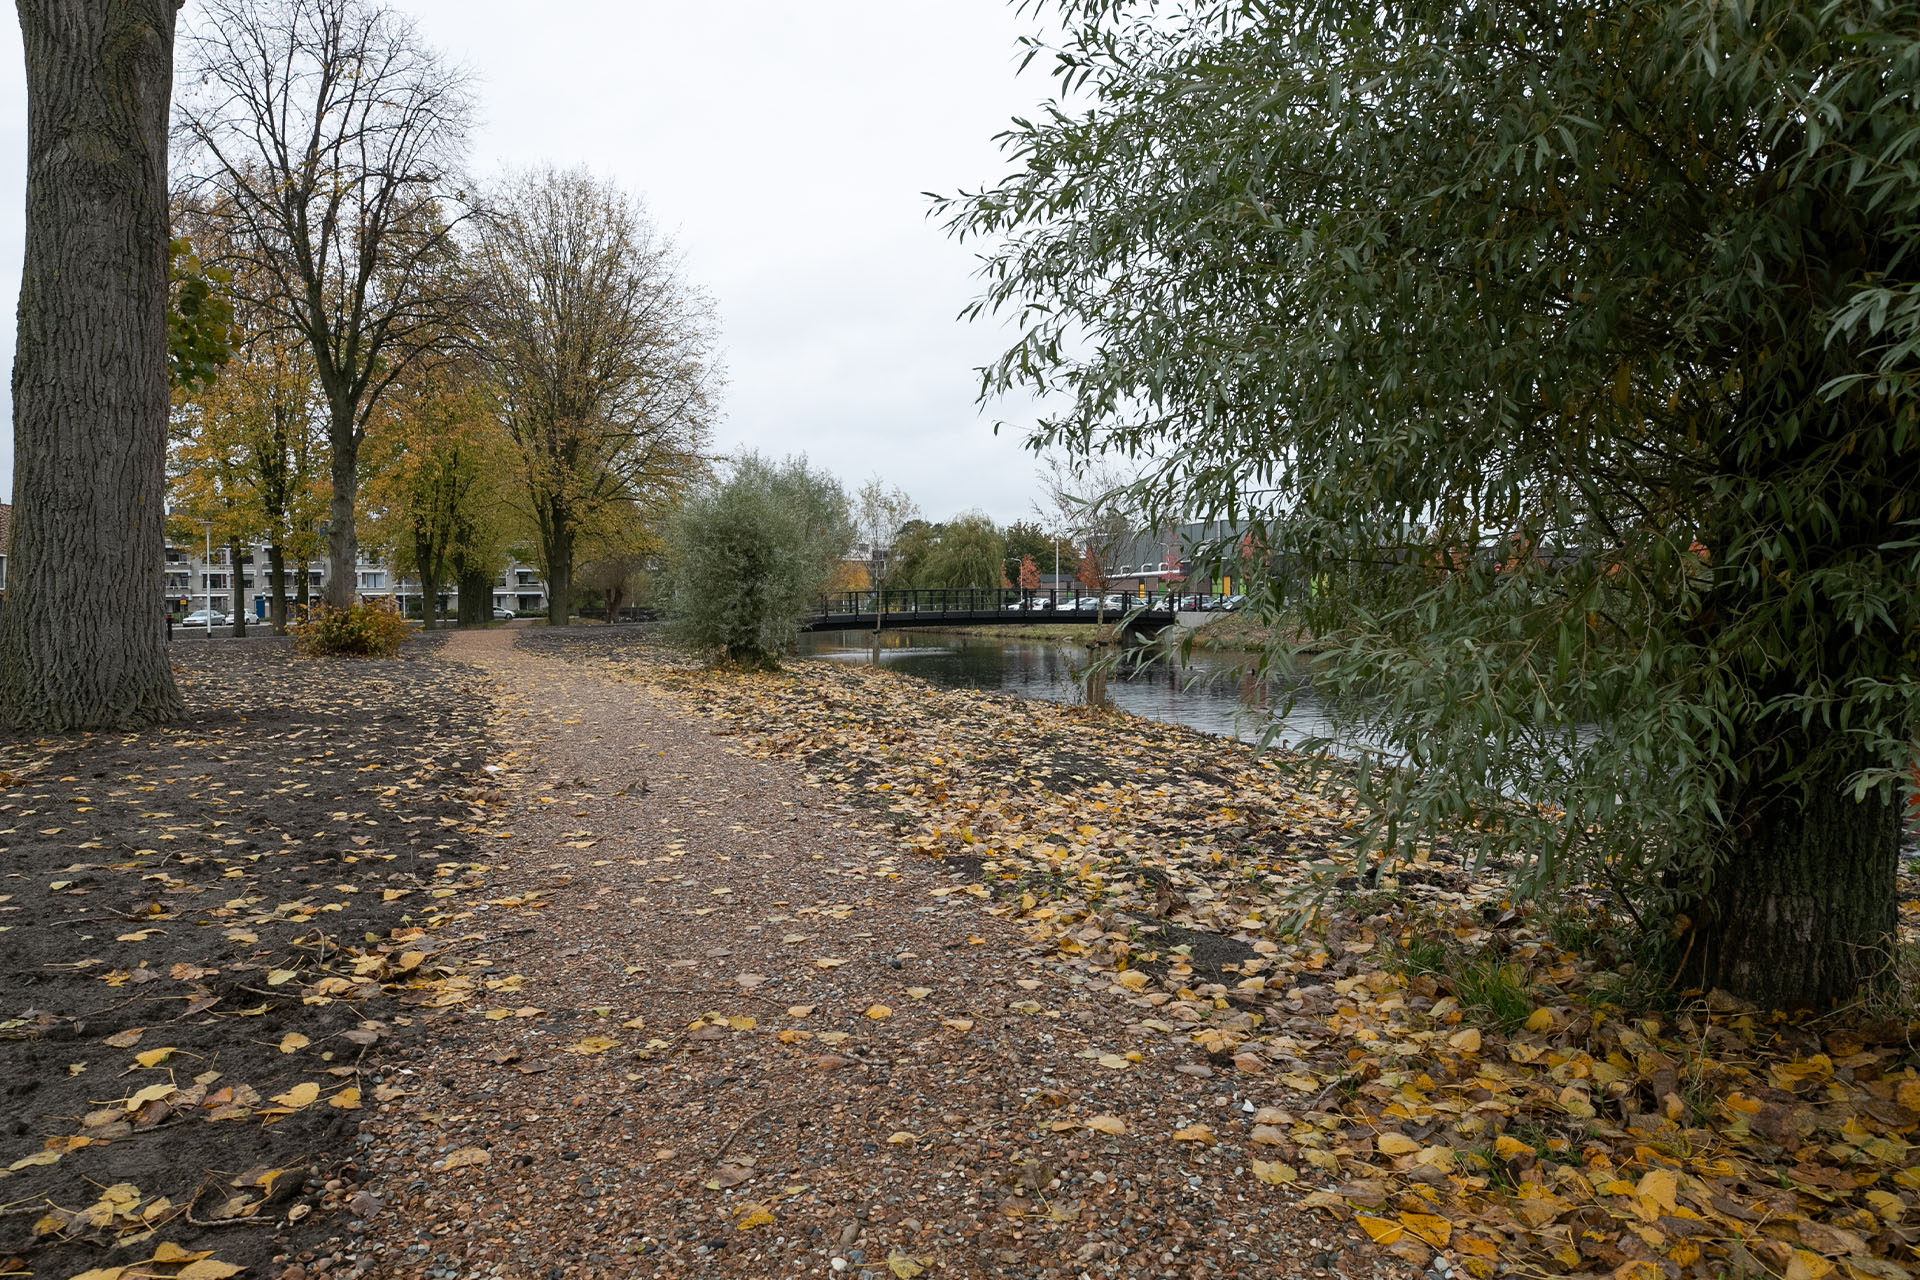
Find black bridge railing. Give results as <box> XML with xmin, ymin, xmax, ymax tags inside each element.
<box><xmin>807</xmin><ymin>589</ymin><xmax>1243</xmax><ymax>621</ymax></box>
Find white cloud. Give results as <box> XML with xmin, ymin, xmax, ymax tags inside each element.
<box><xmin>0</xmin><ymin>0</ymin><xmax>1063</xmax><ymax>524</ymax></box>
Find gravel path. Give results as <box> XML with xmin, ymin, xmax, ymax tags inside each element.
<box><xmin>340</xmin><ymin>628</ymin><xmax>1410</xmax><ymax>1280</ymax></box>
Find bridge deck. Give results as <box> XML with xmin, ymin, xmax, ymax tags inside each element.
<box><xmin>803</xmin><ymin>608</ymin><xmax>1177</xmax><ymax>631</ymax></box>
<box><xmin>802</xmin><ymin>589</ymin><xmax>1231</xmax><ymax>633</ymax></box>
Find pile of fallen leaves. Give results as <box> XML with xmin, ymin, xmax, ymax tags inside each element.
<box><xmin>606</xmin><ymin>645</ymin><xmax>1920</xmax><ymax>1280</ymax></box>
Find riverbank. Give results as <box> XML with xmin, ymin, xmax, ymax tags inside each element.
<box><xmin>575</xmin><ymin>628</ymin><xmax>1920</xmax><ymax>1280</ymax></box>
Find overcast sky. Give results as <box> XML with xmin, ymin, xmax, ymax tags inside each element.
<box><xmin>0</xmin><ymin>1</ymin><xmax>1065</xmax><ymax>526</ymax></box>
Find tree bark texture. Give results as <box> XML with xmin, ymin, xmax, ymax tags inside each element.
<box><xmin>226</xmin><ymin>538</ymin><xmax>245</xmax><ymax>636</ymax></box>
<box><xmin>266</xmin><ymin>543</ymin><xmax>286</xmax><ymax>633</ymax></box>
<box><xmin>418</xmin><ymin>571</ymin><xmax>441</xmax><ymax>629</ymax></box>
<box><xmin>455</xmin><ymin>565</ymin><xmax>488</xmax><ymax>626</ymax></box>
<box><xmin>1686</xmin><ymin>735</ymin><xmax>1902</xmax><ymax>1009</ymax></box>
<box><xmin>541</xmin><ymin>503</ymin><xmax>572</xmax><ymax>627</ymax></box>
<box><xmin>545</xmin><ymin>541</ymin><xmax>572</xmax><ymax>625</ymax></box>
<box><xmin>2</xmin><ymin>0</ymin><xmax>183</xmax><ymax>730</ymax></box>
<box><xmin>325</xmin><ymin>433</ymin><xmax>358</xmax><ymax>610</ymax></box>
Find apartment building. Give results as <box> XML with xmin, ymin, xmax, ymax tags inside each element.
<box><xmin>164</xmin><ymin>538</ymin><xmax>550</xmax><ymax>620</ymax></box>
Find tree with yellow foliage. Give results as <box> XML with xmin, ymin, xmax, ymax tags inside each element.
<box><xmin>169</xmin><ymin>328</ymin><xmax>328</xmax><ymax>633</ymax></box>
<box><xmin>363</xmin><ymin>371</ymin><xmax>514</xmax><ymax>629</ymax></box>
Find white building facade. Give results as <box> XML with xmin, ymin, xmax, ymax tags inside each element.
<box><xmin>164</xmin><ymin>540</ymin><xmax>549</xmax><ymax>621</ymax></box>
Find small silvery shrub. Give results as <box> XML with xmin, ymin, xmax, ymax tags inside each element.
<box><xmin>663</xmin><ymin>454</ymin><xmax>852</xmax><ymax>669</ymax></box>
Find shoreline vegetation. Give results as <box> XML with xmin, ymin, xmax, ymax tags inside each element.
<box><xmin>594</xmin><ymin>631</ymin><xmax>1920</xmax><ymax>1280</ymax></box>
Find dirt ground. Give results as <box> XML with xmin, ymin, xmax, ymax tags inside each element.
<box><xmin>1</xmin><ymin>634</ymin><xmax>494</xmax><ymax>1280</ymax></box>
<box><xmin>5</xmin><ymin>628</ymin><xmax>1405</xmax><ymax>1280</ymax></box>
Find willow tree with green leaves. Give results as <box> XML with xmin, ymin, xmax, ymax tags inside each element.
<box><xmin>946</xmin><ymin>0</ymin><xmax>1920</xmax><ymax>1008</ymax></box>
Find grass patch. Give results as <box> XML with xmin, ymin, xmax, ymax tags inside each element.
<box><xmin>1390</xmin><ymin>931</ymin><xmax>1534</xmax><ymax>1032</ymax></box>
<box><xmin>1449</xmin><ymin>952</ymin><xmax>1535</xmax><ymax>1032</ymax></box>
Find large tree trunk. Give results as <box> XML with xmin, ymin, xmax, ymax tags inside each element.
<box><xmin>324</xmin><ymin>420</ymin><xmax>357</xmax><ymax>609</ymax></box>
<box><xmin>456</xmin><ymin>565</ymin><xmax>489</xmax><ymax>626</ymax></box>
<box><xmin>419</xmin><ymin>570</ymin><xmax>441</xmax><ymax>630</ymax></box>
<box><xmin>266</xmin><ymin>543</ymin><xmax>287</xmax><ymax>633</ymax></box>
<box><xmin>544</xmin><ymin>518</ymin><xmax>573</xmax><ymax>627</ymax></box>
<box><xmin>1685</xmin><ymin>731</ymin><xmax>1902</xmax><ymax>1009</ymax></box>
<box><xmin>228</xmin><ymin>538</ymin><xmax>245</xmax><ymax>637</ymax></box>
<box><xmin>294</xmin><ymin>555</ymin><xmax>309</xmax><ymax>616</ymax></box>
<box><xmin>0</xmin><ymin>0</ymin><xmax>184</xmax><ymax>730</ymax></box>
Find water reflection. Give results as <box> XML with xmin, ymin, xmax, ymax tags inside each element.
<box><xmin>796</xmin><ymin>628</ymin><xmax>1351</xmax><ymax>749</ymax></box>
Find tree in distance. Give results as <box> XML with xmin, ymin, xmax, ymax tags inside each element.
<box><xmin>912</xmin><ymin>512</ymin><xmax>1007</xmax><ymax>591</ymax></box>
<box><xmin>569</xmin><ymin>496</ymin><xmax>669</xmax><ymax>621</ymax></box>
<box><xmin>472</xmin><ymin>166</ymin><xmax>717</xmax><ymax>626</ymax></box>
<box><xmin>946</xmin><ymin>1</ymin><xmax>1920</xmax><ymax>1008</ymax></box>
<box><xmin>168</xmin><ymin>239</ymin><xmax>329</xmax><ymax>636</ymax></box>
<box><xmin>1</xmin><ymin>0</ymin><xmax>190</xmax><ymax>730</ymax></box>
<box><xmin>362</xmin><ymin>370</ymin><xmax>511</xmax><ymax>629</ymax></box>
<box><xmin>663</xmin><ymin>454</ymin><xmax>852</xmax><ymax>669</ymax></box>
<box><xmin>854</xmin><ymin>476</ymin><xmax>920</xmax><ymax>590</ymax></box>
<box><xmin>176</xmin><ymin>0</ymin><xmax>474</xmax><ymax>610</ymax></box>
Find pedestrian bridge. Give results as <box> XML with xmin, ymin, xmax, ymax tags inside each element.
<box><xmin>802</xmin><ymin>589</ymin><xmax>1236</xmax><ymax>632</ymax></box>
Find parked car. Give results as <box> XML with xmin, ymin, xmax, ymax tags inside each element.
<box><xmin>182</xmin><ymin>609</ymin><xmax>229</xmax><ymax>627</ymax></box>
<box><xmin>492</xmin><ymin>607</ymin><xmax>516</xmax><ymax>621</ymax></box>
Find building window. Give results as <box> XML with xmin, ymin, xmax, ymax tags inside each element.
<box><xmin>359</xmin><ymin>571</ymin><xmax>385</xmax><ymax>590</ymax></box>
<box><xmin>203</xmin><ymin>573</ymin><xmax>228</xmax><ymax>590</ymax></box>
<box><xmin>516</xmin><ymin>571</ymin><xmax>535</xmax><ymax>586</ymax></box>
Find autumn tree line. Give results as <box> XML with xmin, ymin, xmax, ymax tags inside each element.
<box><xmin>165</xmin><ymin>0</ymin><xmax>715</xmax><ymax>634</ymax></box>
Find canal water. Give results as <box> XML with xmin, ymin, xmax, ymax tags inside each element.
<box><xmin>795</xmin><ymin>627</ymin><xmax>1356</xmax><ymax>750</ymax></box>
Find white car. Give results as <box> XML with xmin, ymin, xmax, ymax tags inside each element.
<box><xmin>182</xmin><ymin>609</ymin><xmax>229</xmax><ymax>627</ymax></box>
<box><xmin>492</xmin><ymin>607</ymin><xmax>516</xmax><ymax>621</ymax></box>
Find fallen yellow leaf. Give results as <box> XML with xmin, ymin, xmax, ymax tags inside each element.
<box><xmin>1399</xmin><ymin>1212</ymin><xmax>1451</xmax><ymax>1248</ymax></box>
<box><xmin>1251</xmin><ymin>1160</ymin><xmax>1298</xmax><ymax>1185</ymax></box>
<box><xmin>1635</xmin><ymin>1167</ymin><xmax>1679</xmax><ymax>1216</ymax></box>
<box><xmin>269</xmin><ymin>1082</ymin><xmax>319</xmax><ymax>1109</ymax></box>
<box><xmin>886</xmin><ymin>1250</ymin><xmax>929</xmax><ymax>1278</ymax></box>
<box><xmin>568</xmin><ymin>1036</ymin><xmax>620</xmax><ymax>1054</ymax></box>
